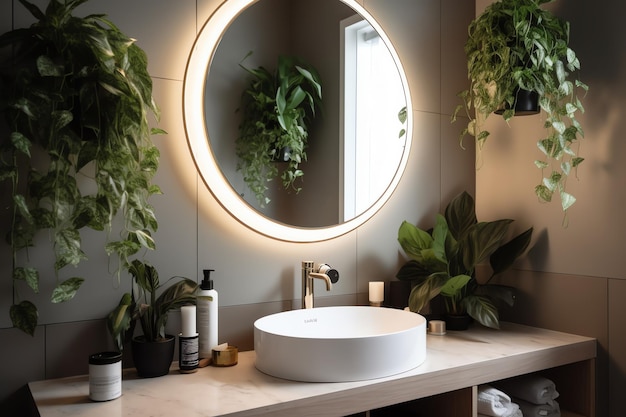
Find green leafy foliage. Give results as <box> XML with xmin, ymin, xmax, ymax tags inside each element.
<box><xmin>107</xmin><ymin>260</ymin><xmax>197</xmax><ymax>351</ymax></box>
<box><xmin>396</xmin><ymin>191</ymin><xmax>533</xmax><ymax>329</ymax></box>
<box><xmin>452</xmin><ymin>0</ymin><xmax>587</xmax><ymax>212</ymax></box>
<box><xmin>0</xmin><ymin>0</ymin><xmax>162</xmax><ymax>335</ymax></box>
<box><xmin>236</xmin><ymin>53</ymin><xmax>323</xmax><ymax>207</ymax></box>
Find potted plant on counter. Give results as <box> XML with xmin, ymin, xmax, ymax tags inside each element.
<box><xmin>395</xmin><ymin>191</ymin><xmax>533</xmax><ymax>329</ymax></box>
<box><xmin>1</xmin><ymin>0</ymin><xmax>163</xmax><ymax>336</ymax></box>
<box><xmin>236</xmin><ymin>53</ymin><xmax>323</xmax><ymax>207</ymax></box>
<box><xmin>452</xmin><ymin>0</ymin><xmax>588</xmax><ymax>213</ymax></box>
<box><xmin>107</xmin><ymin>260</ymin><xmax>197</xmax><ymax>377</ymax></box>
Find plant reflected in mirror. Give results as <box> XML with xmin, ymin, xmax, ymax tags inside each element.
<box><xmin>236</xmin><ymin>53</ymin><xmax>323</xmax><ymax>207</ymax></box>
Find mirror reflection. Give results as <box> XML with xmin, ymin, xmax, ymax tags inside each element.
<box><xmin>204</xmin><ymin>0</ymin><xmax>408</xmax><ymax>228</ymax></box>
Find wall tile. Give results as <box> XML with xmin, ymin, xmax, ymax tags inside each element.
<box><xmin>0</xmin><ymin>327</ymin><xmax>45</xmax><ymax>399</ymax></box>
<box><xmin>45</xmin><ymin>320</ymin><xmax>114</xmax><ymax>379</ymax></box>
<box><xmin>441</xmin><ymin>0</ymin><xmax>474</xmax><ymax>117</ymax></box>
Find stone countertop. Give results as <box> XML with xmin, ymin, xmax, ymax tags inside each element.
<box><xmin>29</xmin><ymin>322</ymin><xmax>596</xmax><ymax>417</ymax></box>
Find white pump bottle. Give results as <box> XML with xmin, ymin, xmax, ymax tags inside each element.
<box><xmin>197</xmin><ymin>269</ymin><xmax>218</xmax><ymax>360</ymax></box>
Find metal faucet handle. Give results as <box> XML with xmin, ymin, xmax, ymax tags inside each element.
<box><xmin>316</xmin><ymin>264</ymin><xmax>339</xmax><ymax>283</ymax></box>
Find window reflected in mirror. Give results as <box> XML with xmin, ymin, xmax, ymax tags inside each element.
<box><xmin>341</xmin><ymin>15</ymin><xmax>407</xmax><ymax>221</ymax></box>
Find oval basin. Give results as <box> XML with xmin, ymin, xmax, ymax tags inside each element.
<box><xmin>253</xmin><ymin>306</ymin><xmax>426</xmax><ymax>382</ymax></box>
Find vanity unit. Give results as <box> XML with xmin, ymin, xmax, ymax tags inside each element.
<box><xmin>29</xmin><ymin>322</ymin><xmax>595</xmax><ymax>417</ymax></box>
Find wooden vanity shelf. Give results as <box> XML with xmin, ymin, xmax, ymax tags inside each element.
<box><xmin>369</xmin><ymin>359</ymin><xmax>595</xmax><ymax>417</ymax></box>
<box><xmin>29</xmin><ymin>322</ymin><xmax>596</xmax><ymax>417</ymax></box>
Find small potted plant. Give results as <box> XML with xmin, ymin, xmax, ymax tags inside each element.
<box><xmin>452</xmin><ymin>0</ymin><xmax>588</xmax><ymax>213</ymax></box>
<box><xmin>236</xmin><ymin>53</ymin><xmax>323</xmax><ymax>207</ymax></box>
<box><xmin>395</xmin><ymin>191</ymin><xmax>533</xmax><ymax>329</ymax></box>
<box><xmin>107</xmin><ymin>260</ymin><xmax>197</xmax><ymax>377</ymax></box>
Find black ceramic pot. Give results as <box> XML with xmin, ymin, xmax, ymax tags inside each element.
<box><xmin>495</xmin><ymin>88</ymin><xmax>540</xmax><ymax>116</ymax></box>
<box><xmin>131</xmin><ymin>335</ymin><xmax>175</xmax><ymax>378</ymax></box>
<box><xmin>444</xmin><ymin>313</ymin><xmax>473</xmax><ymax>331</ymax></box>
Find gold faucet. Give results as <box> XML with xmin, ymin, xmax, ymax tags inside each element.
<box><xmin>302</xmin><ymin>261</ymin><xmax>339</xmax><ymax>309</ymax></box>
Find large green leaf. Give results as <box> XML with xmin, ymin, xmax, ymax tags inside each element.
<box><xmin>475</xmin><ymin>284</ymin><xmax>516</xmax><ymax>307</ymax></box>
<box><xmin>490</xmin><ymin>227</ymin><xmax>533</xmax><ymax>275</ymax></box>
<box><xmin>431</xmin><ymin>214</ymin><xmax>449</xmax><ymax>263</ymax></box>
<box><xmin>129</xmin><ymin>259</ymin><xmax>159</xmax><ymax>294</ymax></box>
<box><xmin>10</xmin><ymin>132</ymin><xmax>32</xmax><ymax>157</ymax></box>
<box><xmin>51</xmin><ymin>277</ymin><xmax>85</xmax><ymax>303</ymax></box>
<box><xmin>408</xmin><ymin>273</ymin><xmax>447</xmax><ymax>313</ymax></box>
<box><xmin>54</xmin><ymin>228</ymin><xmax>87</xmax><ymax>270</ymax></box>
<box><xmin>461</xmin><ymin>219</ymin><xmax>513</xmax><ymax>270</ymax></box>
<box><xmin>10</xmin><ymin>301</ymin><xmax>38</xmax><ymax>336</ymax></box>
<box><xmin>13</xmin><ymin>267</ymin><xmax>39</xmax><ymax>293</ymax></box>
<box><xmin>396</xmin><ymin>260</ymin><xmax>431</xmax><ymax>282</ymax></box>
<box><xmin>464</xmin><ymin>294</ymin><xmax>499</xmax><ymax>329</ymax></box>
<box><xmin>397</xmin><ymin>221</ymin><xmax>433</xmax><ymax>260</ymax></box>
<box><xmin>440</xmin><ymin>274</ymin><xmax>472</xmax><ymax>297</ymax></box>
<box><xmin>107</xmin><ymin>293</ymin><xmax>133</xmax><ymax>351</ymax></box>
<box><xmin>444</xmin><ymin>191</ymin><xmax>477</xmax><ymax>240</ymax></box>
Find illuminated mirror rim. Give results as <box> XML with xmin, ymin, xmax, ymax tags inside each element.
<box><xmin>183</xmin><ymin>0</ymin><xmax>412</xmax><ymax>242</ymax></box>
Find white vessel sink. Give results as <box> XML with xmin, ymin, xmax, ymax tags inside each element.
<box><xmin>253</xmin><ymin>306</ymin><xmax>427</xmax><ymax>382</ymax></box>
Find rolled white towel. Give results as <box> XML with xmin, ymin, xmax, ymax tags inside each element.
<box><xmin>516</xmin><ymin>397</ymin><xmax>561</xmax><ymax>416</ymax></box>
<box><xmin>477</xmin><ymin>385</ymin><xmax>520</xmax><ymax>417</ymax></box>
<box><xmin>478</xmin><ymin>406</ymin><xmax>522</xmax><ymax>417</ymax></box>
<box><xmin>495</xmin><ymin>374</ymin><xmax>559</xmax><ymax>405</ymax></box>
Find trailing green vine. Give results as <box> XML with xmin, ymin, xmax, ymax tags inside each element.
<box><xmin>236</xmin><ymin>53</ymin><xmax>322</xmax><ymax>207</ymax></box>
<box><xmin>0</xmin><ymin>0</ymin><xmax>162</xmax><ymax>335</ymax></box>
<box><xmin>453</xmin><ymin>0</ymin><xmax>588</xmax><ymax>212</ymax></box>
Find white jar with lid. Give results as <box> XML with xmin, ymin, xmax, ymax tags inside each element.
<box><xmin>89</xmin><ymin>351</ymin><xmax>122</xmax><ymax>401</ymax></box>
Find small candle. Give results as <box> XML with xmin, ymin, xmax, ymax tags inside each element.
<box><xmin>181</xmin><ymin>305</ymin><xmax>196</xmax><ymax>337</ymax></box>
<box><xmin>369</xmin><ymin>281</ymin><xmax>384</xmax><ymax>306</ymax></box>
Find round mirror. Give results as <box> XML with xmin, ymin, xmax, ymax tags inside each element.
<box><xmin>184</xmin><ymin>0</ymin><xmax>412</xmax><ymax>242</ymax></box>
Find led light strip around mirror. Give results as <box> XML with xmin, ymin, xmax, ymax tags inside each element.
<box><xmin>183</xmin><ymin>0</ymin><xmax>412</xmax><ymax>242</ymax></box>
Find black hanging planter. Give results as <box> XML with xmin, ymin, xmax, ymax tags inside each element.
<box><xmin>131</xmin><ymin>335</ymin><xmax>175</xmax><ymax>377</ymax></box>
<box><xmin>495</xmin><ymin>88</ymin><xmax>540</xmax><ymax>116</ymax></box>
<box><xmin>272</xmin><ymin>146</ymin><xmax>292</xmax><ymax>163</ymax></box>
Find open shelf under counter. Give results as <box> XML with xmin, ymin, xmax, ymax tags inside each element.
<box><xmin>29</xmin><ymin>322</ymin><xmax>596</xmax><ymax>417</ymax></box>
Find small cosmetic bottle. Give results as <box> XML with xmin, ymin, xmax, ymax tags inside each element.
<box><xmin>179</xmin><ymin>305</ymin><xmax>199</xmax><ymax>373</ymax></box>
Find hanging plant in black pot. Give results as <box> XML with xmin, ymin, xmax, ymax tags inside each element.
<box><xmin>236</xmin><ymin>53</ymin><xmax>323</xmax><ymax>207</ymax></box>
<box><xmin>453</xmin><ymin>0</ymin><xmax>588</xmax><ymax>213</ymax></box>
<box><xmin>0</xmin><ymin>0</ymin><xmax>164</xmax><ymax>336</ymax></box>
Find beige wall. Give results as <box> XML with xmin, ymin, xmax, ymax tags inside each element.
<box><xmin>475</xmin><ymin>0</ymin><xmax>626</xmax><ymax>416</ymax></box>
<box><xmin>0</xmin><ymin>0</ymin><xmax>475</xmax><ymax>408</ymax></box>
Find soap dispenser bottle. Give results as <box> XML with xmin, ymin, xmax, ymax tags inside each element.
<box><xmin>197</xmin><ymin>269</ymin><xmax>218</xmax><ymax>360</ymax></box>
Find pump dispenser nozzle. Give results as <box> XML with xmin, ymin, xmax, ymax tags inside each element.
<box><xmin>201</xmin><ymin>269</ymin><xmax>214</xmax><ymax>290</ymax></box>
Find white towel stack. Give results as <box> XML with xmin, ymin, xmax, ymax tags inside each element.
<box><xmin>495</xmin><ymin>374</ymin><xmax>561</xmax><ymax>417</ymax></box>
<box><xmin>477</xmin><ymin>385</ymin><xmax>522</xmax><ymax>417</ymax></box>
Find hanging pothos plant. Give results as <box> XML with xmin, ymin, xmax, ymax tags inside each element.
<box><xmin>452</xmin><ymin>0</ymin><xmax>588</xmax><ymax>213</ymax></box>
<box><xmin>0</xmin><ymin>0</ymin><xmax>163</xmax><ymax>335</ymax></box>
<box><xmin>236</xmin><ymin>53</ymin><xmax>322</xmax><ymax>207</ymax></box>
